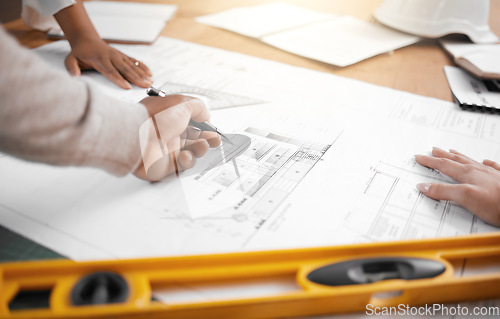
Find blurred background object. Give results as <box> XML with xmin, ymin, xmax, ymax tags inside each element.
<box><xmin>375</xmin><ymin>0</ymin><xmax>498</xmax><ymax>43</ymax></box>
<box><xmin>0</xmin><ymin>0</ymin><xmax>21</xmax><ymax>23</ymax></box>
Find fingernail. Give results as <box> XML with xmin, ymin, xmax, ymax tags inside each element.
<box><xmin>414</xmin><ymin>154</ymin><xmax>425</xmax><ymax>162</ymax></box>
<box><xmin>124</xmin><ymin>82</ymin><xmax>132</xmax><ymax>89</ymax></box>
<box><xmin>432</xmin><ymin>147</ymin><xmax>444</xmax><ymax>156</ymax></box>
<box><xmin>417</xmin><ymin>183</ymin><xmax>431</xmax><ymax>193</ymax></box>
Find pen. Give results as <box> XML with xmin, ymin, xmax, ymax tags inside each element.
<box><xmin>146</xmin><ymin>86</ymin><xmax>233</xmax><ymax>144</ymax></box>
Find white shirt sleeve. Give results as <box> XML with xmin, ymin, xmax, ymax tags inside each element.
<box><xmin>0</xmin><ymin>26</ymin><xmax>149</xmax><ymax>176</ymax></box>
<box><xmin>21</xmin><ymin>0</ymin><xmax>76</xmax><ymax>31</ymax></box>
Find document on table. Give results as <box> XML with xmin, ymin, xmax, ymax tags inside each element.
<box><xmin>1</xmin><ymin>37</ymin><xmax>500</xmax><ymax>262</ymax></box>
<box><xmin>441</xmin><ymin>40</ymin><xmax>500</xmax><ymax>80</ymax></box>
<box><xmin>196</xmin><ymin>2</ymin><xmax>420</xmax><ymax>67</ymax></box>
<box><xmin>47</xmin><ymin>1</ymin><xmax>178</xmax><ymax>43</ymax></box>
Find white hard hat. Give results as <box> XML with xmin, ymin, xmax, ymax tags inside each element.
<box><xmin>374</xmin><ymin>0</ymin><xmax>498</xmax><ymax>44</ymax></box>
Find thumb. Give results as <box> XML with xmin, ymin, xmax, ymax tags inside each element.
<box><xmin>154</xmin><ymin>99</ymin><xmax>210</xmax><ymax>142</ymax></box>
<box><xmin>64</xmin><ymin>54</ymin><xmax>81</xmax><ymax>77</ymax></box>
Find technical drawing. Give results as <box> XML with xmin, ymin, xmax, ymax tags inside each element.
<box><xmin>158</xmin><ymin>82</ymin><xmax>266</xmax><ymax>110</ymax></box>
<box><xmin>139</xmin><ymin>127</ymin><xmax>331</xmax><ymax>243</ymax></box>
<box><xmin>344</xmin><ymin>160</ymin><xmax>498</xmax><ymax>242</ymax></box>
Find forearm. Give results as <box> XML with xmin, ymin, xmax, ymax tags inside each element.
<box><xmin>0</xmin><ymin>27</ymin><xmax>149</xmax><ymax>175</ymax></box>
<box><xmin>54</xmin><ymin>0</ymin><xmax>102</xmax><ymax>46</ymax></box>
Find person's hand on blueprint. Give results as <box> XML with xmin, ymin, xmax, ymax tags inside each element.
<box><xmin>54</xmin><ymin>0</ymin><xmax>153</xmax><ymax>89</ymax></box>
<box><xmin>134</xmin><ymin>95</ymin><xmax>222</xmax><ymax>181</ymax></box>
<box><xmin>415</xmin><ymin>147</ymin><xmax>500</xmax><ymax>226</ymax></box>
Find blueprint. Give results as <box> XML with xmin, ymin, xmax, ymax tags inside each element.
<box><xmin>0</xmin><ymin>37</ymin><xmax>499</xmax><ymax>261</ymax></box>
<box><xmin>140</xmin><ymin>127</ymin><xmax>330</xmax><ymax>232</ymax></box>
<box><xmin>344</xmin><ymin>160</ymin><xmax>498</xmax><ymax>242</ymax></box>
<box><xmin>0</xmin><ymin>124</ymin><xmax>333</xmax><ymax>259</ymax></box>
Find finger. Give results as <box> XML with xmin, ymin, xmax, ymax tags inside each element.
<box><xmin>414</xmin><ymin>154</ymin><xmax>468</xmax><ymax>181</ymax></box>
<box><xmin>154</xmin><ymin>100</ymin><xmax>210</xmax><ymax>142</ymax></box>
<box><xmin>64</xmin><ymin>54</ymin><xmax>81</xmax><ymax>77</ymax></box>
<box><xmin>92</xmin><ymin>59</ymin><xmax>132</xmax><ymax>89</ymax></box>
<box><xmin>483</xmin><ymin>159</ymin><xmax>500</xmax><ymax>171</ymax></box>
<box><xmin>432</xmin><ymin>147</ymin><xmax>476</xmax><ymax>165</ymax></box>
<box><xmin>133</xmin><ymin>161</ymin><xmax>156</xmax><ymax>182</ymax></box>
<box><xmin>416</xmin><ymin>183</ymin><xmax>493</xmax><ymax>223</ymax></box>
<box><xmin>199</xmin><ymin>131</ymin><xmax>222</xmax><ymax>148</ymax></box>
<box><xmin>416</xmin><ymin>182</ymin><xmax>476</xmax><ymax>206</ymax></box>
<box><xmin>184</xmin><ymin>139</ymin><xmax>209</xmax><ymax>158</ymax></box>
<box><xmin>128</xmin><ymin>57</ymin><xmax>152</xmax><ymax>77</ymax></box>
<box><xmin>114</xmin><ymin>57</ymin><xmax>152</xmax><ymax>88</ymax></box>
<box><xmin>185</xmin><ymin>127</ymin><xmax>202</xmax><ymax>140</ymax></box>
<box><xmin>177</xmin><ymin>150</ymin><xmax>197</xmax><ymax>170</ymax></box>
<box><xmin>185</xmin><ymin>127</ymin><xmax>221</xmax><ymax>148</ymax></box>
<box><xmin>184</xmin><ymin>99</ymin><xmax>211</xmax><ymax>123</ymax></box>
<box><xmin>447</xmin><ymin>148</ymin><xmax>480</xmax><ymax>164</ymax></box>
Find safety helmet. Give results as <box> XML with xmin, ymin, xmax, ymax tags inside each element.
<box><xmin>374</xmin><ymin>0</ymin><xmax>498</xmax><ymax>44</ymax></box>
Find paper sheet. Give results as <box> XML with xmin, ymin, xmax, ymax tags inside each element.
<box><xmin>196</xmin><ymin>2</ymin><xmax>420</xmax><ymax>67</ymax></box>
<box><xmin>262</xmin><ymin>15</ymin><xmax>420</xmax><ymax>67</ymax></box>
<box><xmin>196</xmin><ymin>2</ymin><xmax>332</xmax><ymax>38</ymax></box>
<box><xmin>48</xmin><ymin>1</ymin><xmax>178</xmax><ymax>43</ymax></box>
<box><xmin>1</xmin><ymin>37</ymin><xmax>500</xmax><ymax>263</ymax></box>
<box><xmin>441</xmin><ymin>40</ymin><xmax>500</xmax><ymax>77</ymax></box>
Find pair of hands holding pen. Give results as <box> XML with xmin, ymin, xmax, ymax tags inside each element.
<box><xmin>416</xmin><ymin>147</ymin><xmax>500</xmax><ymax>227</ymax></box>
<box><xmin>134</xmin><ymin>95</ymin><xmax>222</xmax><ymax>181</ymax></box>
<box><xmin>54</xmin><ymin>0</ymin><xmax>152</xmax><ymax>89</ymax></box>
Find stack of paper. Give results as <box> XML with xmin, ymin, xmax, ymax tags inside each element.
<box><xmin>444</xmin><ymin>65</ymin><xmax>500</xmax><ymax>112</ymax></box>
<box><xmin>48</xmin><ymin>1</ymin><xmax>178</xmax><ymax>43</ymax></box>
<box><xmin>196</xmin><ymin>2</ymin><xmax>420</xmax><ymax>67</ymax></box>
<box><xmin>441</xmin><ymin>40</ymin><xmax>500</xmax><ymax>80</ymax></box>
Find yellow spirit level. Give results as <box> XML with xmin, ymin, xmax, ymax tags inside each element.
<box><xmin>1</xmin><ymin>233</ymin><xmax>499</xmax><ymax>318</ymax></box>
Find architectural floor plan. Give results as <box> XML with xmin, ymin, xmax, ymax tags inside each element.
<box><xmin>344</xmin><ymin>160</ymin><xmax>498</xmax><ymax>243</ymax></box>
<box><xmin>140</xmin><ymin>127</ymin><xmax>331</xmax><ymax>246</ymax></box>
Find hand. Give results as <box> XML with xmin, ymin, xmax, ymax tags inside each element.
<box><xmin>64</xmin><ymin>38</ymin><xmax>153</xmax><ymax>89</ymax></box>
<box><xmin>54</xmin><ymin>0</ymin><xmax>152</xmax><ymax>89</ymax></box>
<box><xmin>134</xmin><ymin>95</ymin><xmax>221</xmax><ymax>181</ymax></box>
<box><xmin>415</xmin><ymin>147</ymin><xmax>500</xmax><ymax>226</ymax></box>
